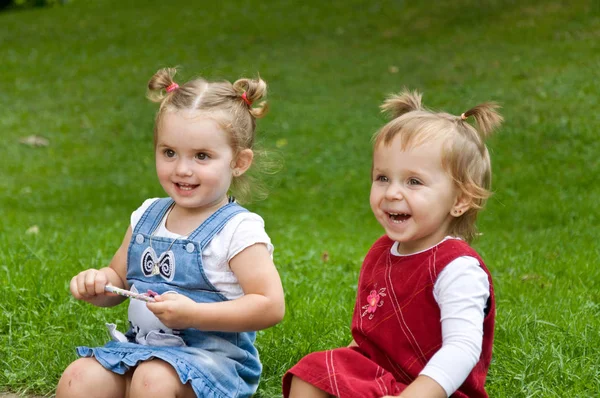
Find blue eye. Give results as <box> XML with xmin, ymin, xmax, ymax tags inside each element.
<box><xmin>164</xmin><ymin>149</ymin><xmax>175</xmax><ymax>158</ymax></box>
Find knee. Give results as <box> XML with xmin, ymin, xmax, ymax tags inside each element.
<box><xmin>55</xmin><ymin>359</ymin><xmax>96</xmax><ymax>397</ymax></box>
<box><xmin>130</xmin><ymin>360</ymin><xmax>186</xmax><ymax>398</ymax></box>
<box><xmin>56</xmin><ymin>359</ymin><xmax>93</xmax><ymax>398</ymax></box>
<box><xmin>56</xmin><ymin>358</ymin><xmax>124</xmax><ymax>398</ymax></box>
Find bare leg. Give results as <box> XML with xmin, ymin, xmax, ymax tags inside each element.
<box><xmin>129</xmin><ymin>359</ymin><xmax>196</xmax><ymax>398</ymax></box>
<box><xmin>289</xmin><ymin>375</ymin><xmax>333</xmax><ymax>398</ymax></box>
<box><xmin>56</xmin><ymin>357</ymin><xmax>130</xmax><ymax>398</ymax></box>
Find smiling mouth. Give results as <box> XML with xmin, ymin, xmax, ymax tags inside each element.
<box><xmin>176</xmin><ymin>183</ymin><xmax>198</xmax><ymax>191</ymax></box>
<box><xmin>388</xmin><ymin>212</ymin><xmax>411</xmax><ymax>223</ymax></box>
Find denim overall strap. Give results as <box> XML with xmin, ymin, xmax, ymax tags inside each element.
<box><xmin>187</xmin><ymin>202</ymin><xmax>248</xmax><ymax>250</ymax></box>
<box><xmin>132</xmin><ymin>198</ymin><xmax>174</xmax><ymax>235</ymax></box>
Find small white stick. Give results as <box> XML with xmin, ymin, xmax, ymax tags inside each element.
<box><xmin>104</xmin><ymin>285</ymin><xmax>156</xmax><ymax>302</ymax></box>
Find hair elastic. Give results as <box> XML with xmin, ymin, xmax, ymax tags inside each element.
<box><xmin>241</xmin><ymin>92</ymin><xmax>252</xmax><ymax>106</ymax></box>
<box><xmin>460</xmin><ymin>113</ymin><xmax>468</xmax><ymax>120</ymax></box>
<box><xmin>166</xmin><ymin>83</ymin><xmax>179</xmax><ymax>93</ymax></box>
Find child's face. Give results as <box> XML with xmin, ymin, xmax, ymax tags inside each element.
<box><xmin>155</xmin><ymin>111</ymin><xmax>235</xmax><ymax>213</ymax></box>
<box><xmin>370</xmin><ymin>135</ymin><xmax>460</xmax><ymax>254</ymax></box>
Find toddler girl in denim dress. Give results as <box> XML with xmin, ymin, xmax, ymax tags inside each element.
<box><xmin>56</xmin><ymin>67</ymin><xmax>285</xmax><ymax>398</ymax></box>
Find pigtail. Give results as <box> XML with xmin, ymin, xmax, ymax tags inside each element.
<box><xmin>460</xmin><ymin>102</ymin><xmax>503</xmax><ymax>140</ymax></box>
<box><xmin>147</xmin><ymin>67</ymin><xmax>178</xmax><ymax>103</ymax></box>
<box><xmin>233</xmin><ymin>77</ymin><xmax>268</xmax><ymax>119</ymax></box>
<box><xmin>380</xmin><ymin>88</ymin><xmax>423</xmax><ymax>119</ymax></box>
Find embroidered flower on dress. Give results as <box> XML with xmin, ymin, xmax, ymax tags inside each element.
<box><xmin>361</xmin><ymin>287</ymin><xmax>386</xmax><ymax>319</ymax></box>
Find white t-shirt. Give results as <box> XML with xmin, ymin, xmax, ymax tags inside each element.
<box><xmin>391</xmin><ymin>237</ymin><xmax>491</xmax><ymax>397</ymax></box>
<box><xmin>131</xmin><ymin>198</ymin><xmax>274</xmax><ymax>300</ymax></box>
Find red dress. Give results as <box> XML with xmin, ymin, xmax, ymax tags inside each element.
<box><xmin>283</xmin><ymin>236</ymin><xmax>495</xmax><ymax>398</ymax></box>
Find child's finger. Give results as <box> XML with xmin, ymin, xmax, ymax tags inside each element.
<box><xmin>146</xmin><ymin>297</ymin><xmax>175</xmax><ymax>314</ymax></box>
<box><xmin>83</xmin><ymin>270</ymin><xmax>98</xmax><ymax>296</ymax></box>
<box><xmin>76</xmin><ymin>272</ymin><xmax>89</xmax><ymax>297</ymax></box>
<box><xmin>151</xmin><ymin>294</ymin><xmax>164</xmax><ymax>302</ymax></box>
<box><xmin>145</xmin><ymin>301</ymin><xmax>163</xmax><ymax>316</ymax></box>
<box><xmin>156</xmin><ymin>292</ymin><xmax>179</xmax><ymax>301</ymax></box>
<box><xmin>94</xmin><ymin>273</ymin><xmax>108</xmax><ymax>295</ymax></box>
<box><xmin>69</xmin><ymin>276</ymin><xmax>83</xmax><ymax>300</ymax></box>
<box><xmin>149</xmin><ymin>292</ymin><xmax>179</xmax><ymax>303</ymax></box>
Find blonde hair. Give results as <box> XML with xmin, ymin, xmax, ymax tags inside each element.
<box><xmin>374</xmin><ymin>89</ymin><xmax>503</xmax><ymax>242</ymax></box>
<box><xmin>147</xmin><ymin>67</ymin><xmax>269</xmax><ymax>203</ymax></box>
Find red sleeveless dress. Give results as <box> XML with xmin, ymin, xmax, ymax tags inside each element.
<box><xmin>283</xmin><ymin>236</ymin><xmax>495</xmax><ymax>398</ymax></box>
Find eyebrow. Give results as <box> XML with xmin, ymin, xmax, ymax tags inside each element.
<box><xmin>372</xmin><ymin>166</ymin><xmax>430</xmax><ymax>177</ymax></box>
<box><xmin>156</xmin><ymin>143</ymin><xmax>213</xmax><ymax>152</ymax></box>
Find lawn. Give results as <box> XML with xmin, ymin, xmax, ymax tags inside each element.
<box><xmin>1</xmin><ymin>0</ymin><xmax>599</xmax><ymax>397</ymax></box>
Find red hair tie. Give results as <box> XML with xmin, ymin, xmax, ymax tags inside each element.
<box><xmin>241</xmin><ymin>92</ymin><xmax>252</xmax><ymax>106</ymax></box>
<box><xmin>166</xmin><ymin>83</ymin><xmax>179</xmax><ymax>93</ymax></box>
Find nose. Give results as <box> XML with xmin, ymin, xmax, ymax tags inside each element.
<box><xmin>175</xmin><ymin>158</ymin><xmax>193</xmax><ymax>176</ymax></box>
<box><xmin>385</xmin><ymin>182</ymin><xmax>404</xmax><ymax>201</ymax></box>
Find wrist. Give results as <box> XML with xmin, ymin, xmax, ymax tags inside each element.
<box><xmin>100</xmin><ymin>267</ymin><xmax>126</xmax><ymax>287</ymax></box>
<box><xmin>188</xmin><ymin>301</ymin><xmax>210</xmax><ymax>330</ymax></box>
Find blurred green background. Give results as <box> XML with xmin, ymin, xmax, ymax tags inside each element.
<box><xmin>1</xmin><ymin>0</ymin><xmax>599</xmax><ymax>396</ymax></box>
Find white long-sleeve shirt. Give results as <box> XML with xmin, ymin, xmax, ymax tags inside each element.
<box><xmin>391</xmin><ymin>238</ymin><xmax>490</xmax><ymax>397</ymax></box>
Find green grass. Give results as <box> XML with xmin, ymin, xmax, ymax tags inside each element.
<box><xmin>1</xmin><ymin>0</ymin><xmax>599</xmax><ymax>396</ymax></box>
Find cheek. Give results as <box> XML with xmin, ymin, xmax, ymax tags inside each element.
<box><xmin>204</xmin><ymin>165</ymin><xmax>232</xmax><ymax>186</ymax></box>
<box><xmin>156</xmin><ymin>161</ymin><xmax>178</xmax><ymax>183</ymax></box>
<box><xmin>369</xmin><ymin>187</ymin><xmax>380</xmax><ymax>210</ymax></box>
<box><xmin>155</xmin><ymin>161</ymin><xmax>169</xmax><ymax>178</ymax></box>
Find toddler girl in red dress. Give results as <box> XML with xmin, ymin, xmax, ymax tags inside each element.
<box><xmin>283</xmin><ymin>89</ymin><xmax>503</xmax><ymax>398</ymax></box>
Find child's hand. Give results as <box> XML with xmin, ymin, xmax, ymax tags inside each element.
<box><xmin>146</xmin><ymin>293</ymin><xmax>197</xmax><ymax>329</ymax></box>
<box><xmin>70</xmin><ymin>269</ymin><xmax>110</xmax><ymax>301</ymax></box>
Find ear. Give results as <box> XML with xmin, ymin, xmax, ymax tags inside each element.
<box><xmin>232</xmin><ymin>149</ymin><xmax>254</xmax><ymax>176</ymax></box>
<box><xmin>451</xmin><ymin>193</ymin><xmax>471</xmax><ymax>218</ymax></box>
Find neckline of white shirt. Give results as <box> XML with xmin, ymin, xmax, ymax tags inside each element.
<box><xmin>390</xmin><ymin>236</ymin><xmax>462</xmax><ymax>257</ymax></box>
<box><xmin>155</xmin><ymin>205</ymin><xmax>187</xmax><ymax>239</ymax></box>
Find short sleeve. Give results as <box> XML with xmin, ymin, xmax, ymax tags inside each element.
<box><xmin>201</xmin><ymin>211</ymin><xmax>274</xmax><ymax>300</ymax></box>
<box><xmin>130</xmin><ymin>198</ymin><xmax>160</xmax><ymax>231</ymax></box>
<box><xmin>225</xmin><ymin>213</ymin><xmax>274</xmax><ymax>261</ymax></box>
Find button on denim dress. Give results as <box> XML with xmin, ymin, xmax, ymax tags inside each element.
<box><xmin>77</xmin><ymin>198</ymin><xmax>262</xmax><ymax>398</ymax></box>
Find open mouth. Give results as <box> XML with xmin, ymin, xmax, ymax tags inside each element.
<box><xmin>388</xmin><ymin>212</ymin><xmax>411</xmax><ymax>223</ymax></box>
<box><xmin>176</xmin><ymin>183</ymin><xmax>199</xmax><ymax>191</ymax></box>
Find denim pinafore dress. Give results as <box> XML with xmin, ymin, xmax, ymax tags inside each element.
<box><xmin>77</xmin><ymin>198</ymin><xmax>262</xmax><ymax>398</ymax></box>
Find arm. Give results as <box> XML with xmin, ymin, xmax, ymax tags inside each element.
<box><xmin>69</xmin><ymin>226</ymin><xmax>131</xmax><ymax>307</ymax></box>
<box><xmin>148</xmin><ymin>242</ymin><xmax>285</xmax><ymax>331</ymax></box>
<box><xmin>387</xmin><ymin>257</ymin><xmax>490</xmax><ymax>398</ymax></box>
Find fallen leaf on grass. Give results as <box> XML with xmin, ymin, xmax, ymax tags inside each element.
<box><xmin>19</xmin><ymin>135</ymin><xmax>49</xmax><ymax>147</ymax></box>
<box><xmin>520</xmin><ymin>274</ymin><xmax>541</xmax><ymax>281</ymax></box>
<box><xmin>26</xmin><ymin>225</ymin><xmax>39</xmax><ymax>235</ymax></box>
<box><xmin>276</xmin><ymin>138</ymin><xmax>288</xmax><ymax>148</ymax></box>
<box><xmin>520</xmin><ymin>273</ymin><xmax>552</xmax><ymax>288</ymax></box>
